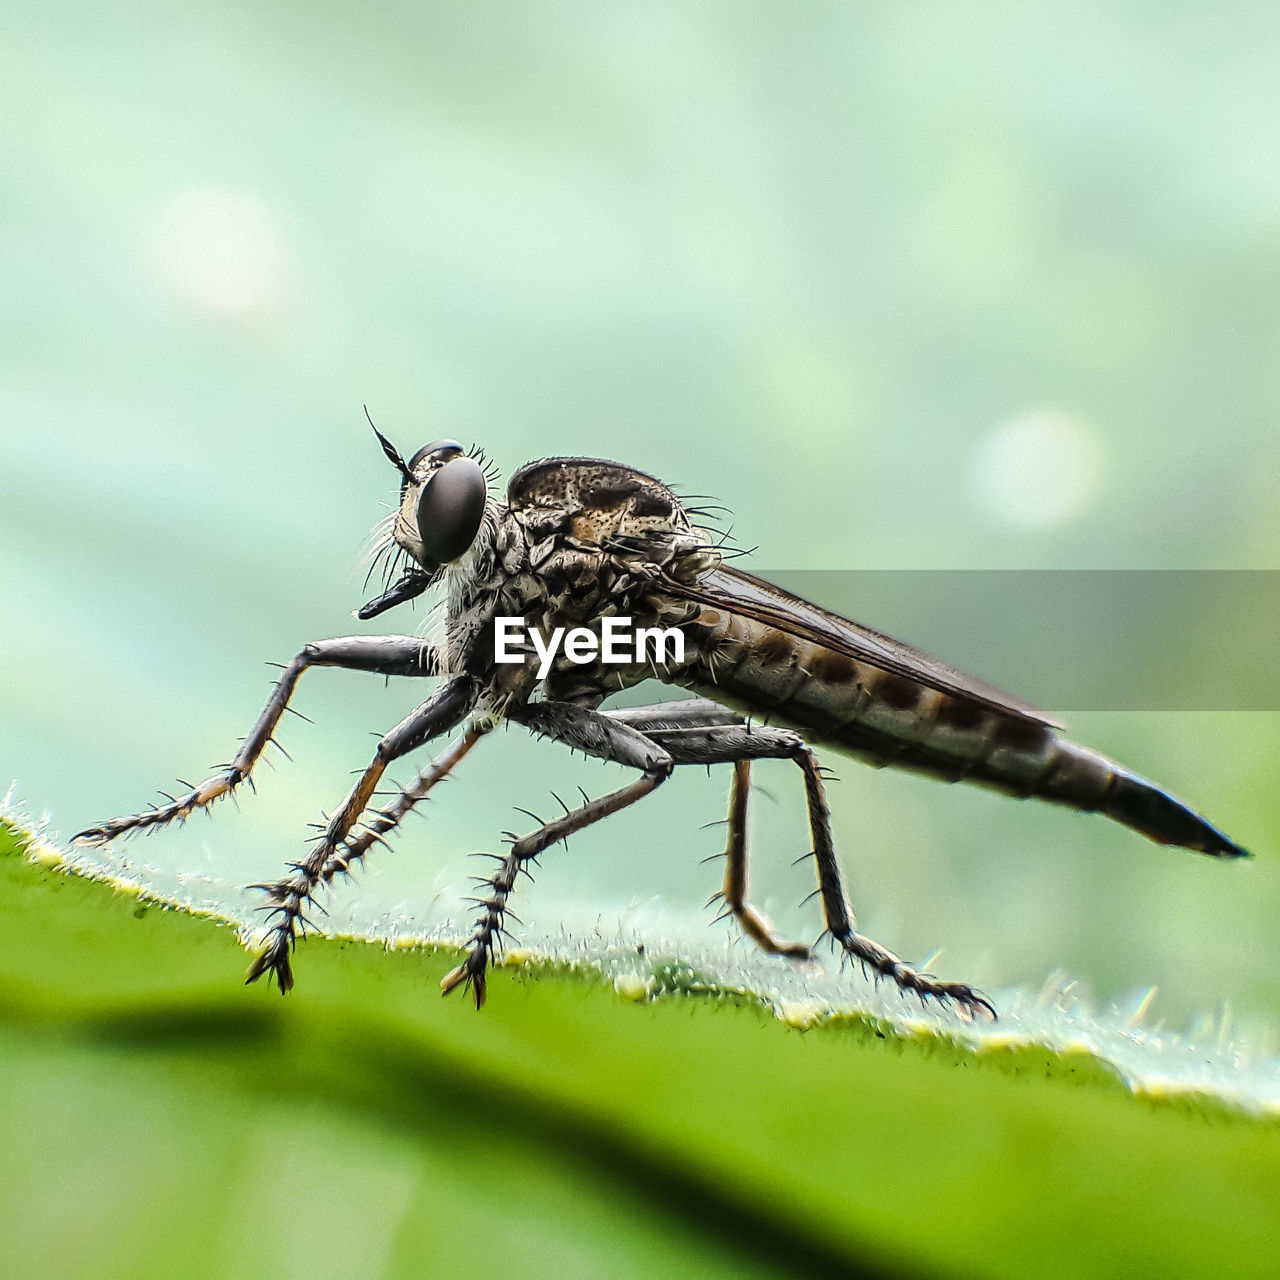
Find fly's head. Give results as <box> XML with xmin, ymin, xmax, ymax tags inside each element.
<box><xmin>359</xmin><ymin>416</ymin><xmax>498</xmax><ymax>621</ymax></box>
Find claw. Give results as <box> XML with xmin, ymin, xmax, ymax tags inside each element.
<box><xmin>952</xmin><ymin>989</ymin><xmax>997</xmax><ymax>1022</ymax></box>
<box><xmin>440</xmin><ymin>963</ymin><xmax>467</xmax><ymax>996</ymax></box>
<box><xmin>440</xmin><ymin>960</ymin><xmax>488</xmax><ymax>1009</ymax></box>
<box><xmin>245</xmin><ymin>942</ymin><xmax>294</xmax><ymax>994</ymax></box>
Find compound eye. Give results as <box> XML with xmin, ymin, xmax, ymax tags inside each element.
<box><xmin>409</xmin><ymin>439</ymin><xmax>465</xmax><ymax>471</ymax></box>
<box><xmin>416</xmin><ymin>456</ymin><xmax>487</xmax><ymax>564</ymax></box>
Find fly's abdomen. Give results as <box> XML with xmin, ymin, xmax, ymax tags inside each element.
<box><xmin>681</xmin><ymin>608</ymin><xmax>1248</xmax><ymax>859</ymax></box>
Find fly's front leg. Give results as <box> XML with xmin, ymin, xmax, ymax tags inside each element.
<box><xmin>444</xmin><ymin>703</ymin><xmax>674</xmax><ymax>1008</ymax></box>
<box><xmin>246</xmin><ymin>676</ymin><xmax>479</xmax><ymax>993</ymax></box>
<box><xmin>73</xmin><ymin>636</ymin><xmax>439</xmax><ymax>844</ymax></box>
<box><xmin>315</xmin><ymin>729</ymin><xmax>485</xmax><ymax>888</ymax></box>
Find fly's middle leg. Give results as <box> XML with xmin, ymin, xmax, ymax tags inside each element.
<box><xmin>445</xmin><ymin>703</ymin><xmax>676</xmax><ymax>1008</ymax></box>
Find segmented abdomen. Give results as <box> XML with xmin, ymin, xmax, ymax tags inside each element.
<box><xmin>679</xmin><ymin>607</ymin><xmax>1246</xmax><ymax>858</ymax></box>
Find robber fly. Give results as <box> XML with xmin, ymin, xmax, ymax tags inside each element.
<box><xmin>76</xmin><ymin>426</ymin><xmax>1249</xmax><ymax>1018</ymax></box>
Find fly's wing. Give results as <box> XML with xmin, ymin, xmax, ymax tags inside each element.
<box><xmin>664</xmin><ymin>564</ymin><xmax>1061</xmax><ymax>729</ymax></box>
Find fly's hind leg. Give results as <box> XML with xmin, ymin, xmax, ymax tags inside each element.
<box><xmin>246</xmin><ymin>676</ymin><xmax>479</xmax><ymax>993</ymax></box>
<box><xmin>794</xmin><ymin>747</ymin><xmax>996</xmax><ymax>1021</ymax></box>
<box><xmin>609</xmin><ymin>702</ymin><xmax>811</xmax><ymax>958</ymax></box>
<box><xmin>608</xmin><ymin>702</ymin><xmax>995</xmax><ymax>1019</ymax></box>
<box><xmin>73</xmin><ymin>635</ymin><xmax>440</xmax><ymax>845</ymax></box>
<box><xmin>718</xmin><ymin>759</ymin><xmax>811</xmax><ymax>959</ymax></box>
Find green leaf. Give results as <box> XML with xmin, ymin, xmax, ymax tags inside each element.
<box><xmin>1</xmin><ymin>817</ymin><xmax>1277</xmax><ymax>1280</ymax></box>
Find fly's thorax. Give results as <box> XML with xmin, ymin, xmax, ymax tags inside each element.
<box><xmin>505</xmin><ymin>454</ymin><xmax>723</xmax><ymax>585</ymax></box>
<box><xmin>435</xmin><ymin>459</ymin><xmax>724</xmax><ymax>705</ymax></box>
<box><xmin>537</xmin><ymin>597</ymin><xmax>706</xmax><ymax>702</ymax></box>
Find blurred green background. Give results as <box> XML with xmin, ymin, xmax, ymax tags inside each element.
<box><xmin>4</xmin><ymin>3</ymin><xmax>1280</xmax><ymax>1038</ymax></box>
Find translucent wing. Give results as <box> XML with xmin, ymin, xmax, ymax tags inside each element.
<box><xmin>666</xmin><ymin>565</ymin><xmax>1060</xmax><ymax>728</ymax></box>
